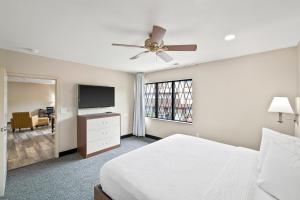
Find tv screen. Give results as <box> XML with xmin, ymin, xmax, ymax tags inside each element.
<box><xmin>78</xmin><ymin>85</ymin><xmax>115</xmax><ymax>108</ymax></box>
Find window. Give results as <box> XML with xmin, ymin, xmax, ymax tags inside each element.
<box><xmin>145</xmin><ymin>79</ymin><xmax>192</xmax><ymax>123</ymax></box>
<box><xmin>158</xmin><ymin>82</ymin><xmax>173</xmax><ymax>120</ymax></box>
<box><xmin>145</xmin><ymin>83</ymin><xmax>156</xmax><ymax>118</ymax></box>
<box><xmin>174</xmin><ymin>80</ymin><xmax>192</xmax><ymax>122</ymax></box>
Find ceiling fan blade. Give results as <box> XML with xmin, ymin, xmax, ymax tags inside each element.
<box><xmin>163</xmin><ymin>44</ymin><xmax>197</xmax><ymax>51</ymax></box>
<box><xmin>112</xmin><ymin>43</ymin><xmax>145</xmax><ymax>48</ymax></box>
<box><xmin>151</xmin><ymin>25</ymin><xmax>166</xmax><ymax>44</ymax></box>
<box><xmin>130</xmin><ymin>51</ymin><xmax>150</xmax><ymax>60</ymax></box>
<box><xmin>156</xmin><ymin>51</ymin><xmax>173</xmax><ymax>63</ymax></box>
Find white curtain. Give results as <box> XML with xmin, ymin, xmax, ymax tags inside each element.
<box><xmin>133</xmin><ymin>72</ymin><xmax>145</xmax><ymax>137</ymax></box>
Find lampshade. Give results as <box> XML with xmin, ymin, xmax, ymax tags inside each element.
<box><xmin>268</xmin><ymin>97</ymin><xmax>294</xmax><ymax>114</ymax></box>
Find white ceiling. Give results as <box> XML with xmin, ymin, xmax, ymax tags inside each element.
<box><xmin>0</xmin><ymin>0</ymin><xmax>300</xmax><ymax>73</ymax></box>
<box><xmin>8</xmin><ymin>76</ymin><xmax>56</xmax><ymax>85</ymax></box>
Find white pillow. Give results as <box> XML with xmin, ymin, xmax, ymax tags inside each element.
<box><xmin>258</xmin><ymin>128</ymin><xmax>294</xmax><ymax>171</ymax></box>
<box><xmin>257</xmin><ymin>141</ymin><xmax>300</xmax><ymax>200</ymax></box>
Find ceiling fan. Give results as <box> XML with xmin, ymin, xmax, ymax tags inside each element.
<box><xmin>112</xmin><ymin>25</ymin><xmax>197</xmax><ymax>63</ymax></box>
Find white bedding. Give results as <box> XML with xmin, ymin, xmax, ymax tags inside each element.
<box><xmin>100</xmin><ymin>134</ymin><xmax>259</xmax><ymax>200</ymax></box>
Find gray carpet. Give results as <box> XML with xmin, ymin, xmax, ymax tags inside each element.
<box><xmin>3</xmin><ymin>136</ymin><xmax>155</xmax><ymax>200</ymax></box>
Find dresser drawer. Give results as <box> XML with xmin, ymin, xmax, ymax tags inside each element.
<box><xmin>86</xmin><ymin>136</ymin><xmax>120</xmax><ymax>154</ymax></box>
<box><xmin>87</xmin><ymin>127</ymin><xmax>119</xmax><ymax>142</ymax></box>
<box><xmin>87</xmin><ymin>118</ymin><xmax>109</xmax><ymax>131</ymax></box>
<box><xmin>87</xmin><ymin>116</ymin><xmax>120</xmax><ymax>132</ymax></box>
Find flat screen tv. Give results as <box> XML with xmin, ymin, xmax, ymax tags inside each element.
<box><xmin>78</xmin><ymin>85</ymin><xmax>115</xmax><ymax>108</ymax></box>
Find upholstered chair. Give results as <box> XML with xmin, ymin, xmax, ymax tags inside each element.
<box><xmin>11</xmin><ymin>112</ymin><xmax>39</xmax><ymax>133</ymax></box>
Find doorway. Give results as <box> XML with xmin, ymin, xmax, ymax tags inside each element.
<box><xmin>6</xmin><ymin>75</ymin><xmax>57</xmax><ymax>170</ymax></box>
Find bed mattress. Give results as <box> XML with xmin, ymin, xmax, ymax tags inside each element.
<box><xmin>100</xmin><ymin>134</ymin><xmax>259</xmax><ymax>200</ymax></box>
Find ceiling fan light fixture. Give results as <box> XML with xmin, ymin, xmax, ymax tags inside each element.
<box><xmin>112</xmin><ymin>25</ymin><xmax>197</xmax><ymax>63</ymax></box>
<box><xmin>224</xmin><ymin>34</ymin><xmax>236</xmax><ymax>41</ymax></box>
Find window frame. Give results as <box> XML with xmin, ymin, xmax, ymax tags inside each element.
<box><xmin>145</xmin><ymin>79</ymin><xmax>192</xmax><ymax>123</ymax></box>
<box><xmin>144</xmin><ymin>83</ymin><xmax>157</xmax><ymax>118</ymax></box>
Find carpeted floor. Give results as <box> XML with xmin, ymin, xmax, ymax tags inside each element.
<box><xmin>3</xmin><ymin>136</ymin><xmax>155</xmax><ymax>200</ymax></box>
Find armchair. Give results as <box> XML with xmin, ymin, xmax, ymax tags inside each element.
<box><xmin>11</xmin><ymin>112</ymin><xmax>39</xmax><ymax>133</ymax></box>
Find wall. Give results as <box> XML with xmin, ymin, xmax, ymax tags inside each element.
<box><xmin>7</xmin><ymin>82</ymin><xmax>55</xmax><ymax>121</ymax></box>
<box><xmin>145</xmin><ymin>47</ymin><xmax>298</xmax><ymax>150</ymax></box>
<box><xmin>0</xmin><ymin>49</ymin><xmax>134</xmax><ymax>152</ymax></box>
<box><xmin>295</xmin><ymin>42</ymin><xmax>300</xmax><ymax>137</ymax></box>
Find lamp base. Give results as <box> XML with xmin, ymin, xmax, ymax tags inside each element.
<box><xmin>278</xmin><ymin>112</ymin><xmax>283</xmax><ymax>123</ymax></box>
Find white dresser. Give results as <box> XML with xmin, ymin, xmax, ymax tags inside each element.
<box><xmin>77</xmin><ymin>113</ymin><xmax>121</xmax><ymax>158</ymax></box>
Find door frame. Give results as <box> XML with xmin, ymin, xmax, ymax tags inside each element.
<box><xmin>0</xmin><ymin>67</ymin><xmax>7</xmax><ymax>196</ymax></box>
<box><xmin>7</xmin><ymin>72</ymin><xmax>60</xmax><ymax>158</ymax></box>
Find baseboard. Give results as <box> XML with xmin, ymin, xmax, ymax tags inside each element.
<box><xmin>145</xmin><ymin>134</ymin><xmax>161</xmax><ymax>140</ymax></box>
<box><xmin>59</xmin><ymin>148</ymin><xmax>78</xmax><ymax>157</ymax></box>
<box><xmin>122</xmin><ymin>133</ymin><xmax>161</xmax><ymax>140</ymax></box>
<box><xmin>121</xmin><ymin>133</ymin><xmax>133</xmax><ymax>139</ymax></box>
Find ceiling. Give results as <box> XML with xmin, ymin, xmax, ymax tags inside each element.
<box><xmin>8</xmin><ymin>76</ymin><xmax>56</xmax><ymax>85</ymax></box>
<box><xmin>0</xmin><ymin>0</ymin><xmax>300</xmax><ymax>73</ymax></box>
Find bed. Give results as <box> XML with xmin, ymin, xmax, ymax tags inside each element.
<box><xmin>95</xmin><ymin>134</ymin><xmax>271</xmax><ymax>200</ymax></box>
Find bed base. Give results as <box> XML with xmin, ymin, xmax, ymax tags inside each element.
<box><xmin>94</xmin><ymin>184</ymin><xmax>112</xmax><ymax>200</ymax></box>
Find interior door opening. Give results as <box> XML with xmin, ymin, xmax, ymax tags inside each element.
<box><xmin>6</xmin><ymin>75</ymin><xmax>57</xmax><ymax>170</ymax></box>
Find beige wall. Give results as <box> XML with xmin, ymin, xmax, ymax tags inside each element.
<box><xmin>295</xmin><ymin>42</ymin><xmax>300</xmax><ymax>137</ymax></box>
<box><xmin>298</xmin><ymin>42</ymin><xmax>300</xmax><ymax>95</ymax></box>
<box><xmin>7</xmin><ymin>82</ymin><xmax>55</xmax><ymax>121</ymax></box>
<box><xmin>145</xmin><ymin>47</ymin><xmax>298</xmax><ymax>150</ymax></box>
<box><xmin>0</xmin><ymin>49</ymin><xmax>134</xmax><ymax>152</ymax></box>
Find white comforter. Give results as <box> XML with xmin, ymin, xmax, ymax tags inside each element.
<box><xmin>100</xmin><ymin>134</ymin><xmax>259</xmax><ymax>200</ymax></box>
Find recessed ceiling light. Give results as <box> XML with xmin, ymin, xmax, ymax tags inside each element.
<box><xmin>224</xmin><ymin>34</ymin><xmax>236</xmax><ymax>41</ymax></box>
